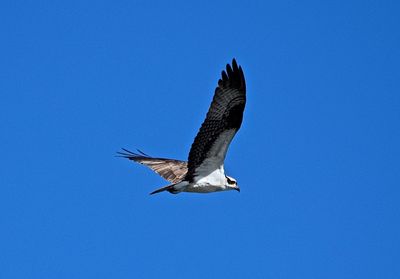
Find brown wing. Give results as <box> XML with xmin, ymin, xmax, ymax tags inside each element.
<box><xmin>117</xmin><ymin>149</ymin><xmax>188</xmax><ymax>183</ymax></box>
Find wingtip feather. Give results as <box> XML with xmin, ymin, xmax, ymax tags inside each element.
<box><xmin>232</xmin><ymin>58</ymin><xmax>238</xmax><ymax>70</ymax></box>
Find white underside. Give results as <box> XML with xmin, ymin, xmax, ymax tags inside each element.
<box><xmin>186</xmin><ymin>166</ymin><xmax>227</xmax><ymax>193</ymax></box>
<box><xmin>171</xmin><ymin>129</ymin><xmax>237</xmax><ymax>193</ymax></box>
<box><xmin>173</xmin><ymin>179</ymin><xmax>228</xmax><ymax>194</ymax></box>
<box><xmin>170</xmin><ymin>168</ymin><xmax>227</xmax><ymax>193</ymax></box>
<box><xmin>184</xmin><ymin>184</ymin><xmax>227</xmax><ymax>193</ymax></box>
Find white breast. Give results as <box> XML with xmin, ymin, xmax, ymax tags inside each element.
<box><xmin>195</xmin><ymin>165</ymin><xmax>226</xmax><ymax>186</ymax></box>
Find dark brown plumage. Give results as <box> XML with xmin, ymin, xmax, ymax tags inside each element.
<box><xmin>184</xmin><ymin>59</ymin><xmax>246</xmax><ymax>181</ymax></box>
<box><xmin>117</xmin><ymin>149</ymin><xmax>187</xmax><ymax>183</ymax></box>
<box><xmin>119</xmin><ymin>59</ymin><xmax>246</xmax><ymax>194</ymax></box>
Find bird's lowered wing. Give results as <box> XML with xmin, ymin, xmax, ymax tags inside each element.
<box><xmin>185</xmin><ymin>59</ymin><xmax>246</xmax><ymax>182</ymax></box>
<box><xmin>117</xmin><ymin>149</ymin><xmax>188</xmax><ymax>183</ymax></box>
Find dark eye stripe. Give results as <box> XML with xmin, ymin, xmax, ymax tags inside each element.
<box><xmin>226</xmin><ymin>177</ymin><xmax>235</xmax><ymax>184</ymax></box>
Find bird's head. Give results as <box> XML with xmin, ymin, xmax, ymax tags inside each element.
<box><xmin>225</xmin><ymin>175</ymin><xmax>240</xmax><ymax>192</ymax></box>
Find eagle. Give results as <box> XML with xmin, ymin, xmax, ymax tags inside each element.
<box><xmin>118</xmin><ymin>59</ymin><xmax>246</xmax><ymax>195</ymax></box>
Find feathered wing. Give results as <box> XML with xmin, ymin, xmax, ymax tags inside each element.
<box><xmin>185</xmin><ymin>59</ymin><xmax>246</xmax><ymax>182</ymax></box>
<box><xmin>117</xmin><ymin>149</ymin><xmax>188</xmax><ymax>183</ymax></box>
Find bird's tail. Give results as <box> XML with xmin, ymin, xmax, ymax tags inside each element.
<box><xmin>150</xmin><ymin>183</ymin><xmax>180</xmax><ymax>195</ymax></box>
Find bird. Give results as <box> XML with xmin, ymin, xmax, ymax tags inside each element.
<box><xmin>118</xmin><ymin>59</ymin><xmax>246</xmax><ymax>195</ymax></box>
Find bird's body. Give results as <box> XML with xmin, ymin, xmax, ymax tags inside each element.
<box><xmin>118</xmin><ymin>59</ymin><xmax>246</xmax><ymax>195</ymax></box>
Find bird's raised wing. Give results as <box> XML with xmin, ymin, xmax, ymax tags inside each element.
<box><xmin>185</xmin><ymin>59</ymin><xmax>246</xmax><ymax>182</ymax></box>
<box><xmin>117</xmin><ymin>149</ymin><xmax>188</xmax><ymax>183</ymax></box>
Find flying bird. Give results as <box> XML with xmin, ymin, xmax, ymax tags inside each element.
<box><xmin>118</xmin><ymin>59</ymin><xmax>246</xmax><ymax>195</ymax></box>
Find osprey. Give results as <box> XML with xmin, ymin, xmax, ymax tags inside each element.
<box><xmin>118</xmin><ymin>59</ymin><xmax>246</xmax><ymax>194</ymax></box>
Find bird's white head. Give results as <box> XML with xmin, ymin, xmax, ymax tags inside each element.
<box><xmin>225</xmin><ymin>175</ymin><xmax>240</xmax><ymax>192</ymax></box>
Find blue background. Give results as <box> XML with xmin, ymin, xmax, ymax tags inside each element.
<box><xmin>1</xmin><ymin>0</ymin><xmax>399</xmax><ymax>278</ymax></box>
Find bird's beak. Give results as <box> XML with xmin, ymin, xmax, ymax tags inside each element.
<box><xmin>235</xmin><ymin>186</ymin><xmax>240</xmax><ymax>192</ymax></box>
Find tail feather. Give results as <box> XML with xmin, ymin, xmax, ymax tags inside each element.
<box><xmin>149</xmin><ymin>184</ymin><xmax>179</xmax><ymax>195</ymax></box>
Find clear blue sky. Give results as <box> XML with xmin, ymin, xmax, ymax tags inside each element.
<box><xmin>1</xmin><ymin>0</ymin><xmax>399</xmax><ymax>278</ymax></box>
